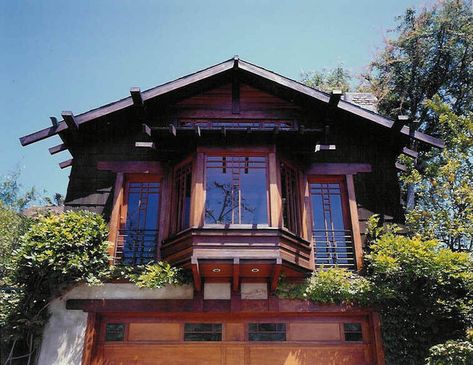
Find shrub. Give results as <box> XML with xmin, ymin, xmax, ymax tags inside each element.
<box><xmin>426</xmin><ymin>339</ymin><xmax>473</xmax><ymax>365</ymax></box>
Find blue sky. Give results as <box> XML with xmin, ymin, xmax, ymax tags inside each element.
<box><xmin>0</xmin><ymin>0</ymin><xmax>434</xmax><ymax>198</ymax></box>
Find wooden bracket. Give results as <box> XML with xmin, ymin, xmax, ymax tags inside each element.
<box><xmin>61</xmin><ymin>111</ymin><xmax>79</xmax><ymax>130</ymax></box>
<box><xmin>270</xmin><ymin>258</ymin><xmax>282</xmax><ymax>292</ymax></box>
<box><xmin>191</xmin><ymin>257</ymin><xmax>201</xmax><ymax>291</ymax></box>
<box><xmin>195</xmin><ymin>125</ymin><xmax>201</xmax><ymax>137</ymax></box>
<box><xmin>142</xmin><ymin>123</ymin><xmax>152</xmax><ymax>137</ymax></box>
<box><xmin>232</xmin><ymin>258</ymin><xmax>240</xmax><ymax>292</ymax></box>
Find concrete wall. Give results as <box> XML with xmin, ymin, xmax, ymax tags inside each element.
<box><xmin>37</xmin><ymin>283</ymin><xmax>194</xmax><ymax>365</ymax></box>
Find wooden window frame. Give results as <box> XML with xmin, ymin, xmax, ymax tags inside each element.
<box><xmin>119</xmin><ymin>174</ymin><xmax>162</xmax><ymax>264</ymax></box>
<box><xmin>170</xmin><ymin>157</ymin><xmax>193</xmax><ymax>234</ymax></box>
<box><xmin>108</xmin><ymin>173</ymin><xmax>162</xmax><ymax>264</ymax></box>
<box><xmin>308</xmin><ymin>175</ymin><xmax>361</xmax><ymax>270</ymax></box>
<box><xmin>280</xmin><ymin>159</ymin><xmax>303</xmax><ymax>235</ymax></box>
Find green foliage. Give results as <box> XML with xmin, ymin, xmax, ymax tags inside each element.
<box><xmin>364</xmin><ymin>0</ymin><xmax>472</xmax><ymax>125</ymax></box>
<box><xmin>405</xmin><ymin>98</ymin><xmax>473</xmax><ymax>251</ymax></box>
<box><xmin>0</xmin><ymin>203</ymin><xmax>31</xmax><ymax>286</ymax></box>
<box><xmin>304</xmin><ymin>268</ymin><xmax>371</xmax><ymax>305</ymax></box>
<box><xmin>366</xmin><ymin>233</ymin><xmax>473</xmax><ymax>364</ymax></box>
<box><xmin>109</xmin><ymin>262</ymin><xmax>188</xmax><ymax>288</ymax></box>
<box><xmin>277</xmin><ymin>224</ymin><xmax>473</xmax><ymax>365</ymax></box>
<box><xmin>426</xmin><ymin>339</ymin><xmax>473</xmax><ymax>365</ymax></box>
<box><xmin>301</xmin><ymin>66</ymin><xmax>352</xmax><ymax>92</ymax></box>
<box><xmin>1</xmin><ymin>210</ymin><xmax>188</xmax><ymax>363</ymax></box>
<box><xmin>0</xmin><ymin>168</ymin><xmax>38</xmax><ymax>212</ymax></box>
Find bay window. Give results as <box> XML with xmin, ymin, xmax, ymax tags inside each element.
<box><xmin>205</xmin><ymin>155</ymin><xmax>268</xmax><ymax>225</ymax></box>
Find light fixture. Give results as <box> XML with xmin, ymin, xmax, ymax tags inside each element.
<box><xmin>212</xmin><ymin>268</ymin><xmax>221</xmax><ymax>273</ymax></box>
<box><xmin>251</xmin><ymin>268</ymin><xmax>260</xmax><ymax>273</ymax></box>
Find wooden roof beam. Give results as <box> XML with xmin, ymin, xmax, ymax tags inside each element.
<box><xmin>130</xmin><ymin>87</ymin><xmax>144</xmax><ymax>106</ymax></box>
<box><xmin>48</xmin><ymin>143</ymin><xmax>67</xmax><ymax>155</ymax></box>
<box><xmin>59</xmin><ymin>159</ymin><xmax>73</xmax><ymax>169</ymax></box>
<box><xmin>49</xmin><ymin>116</ymin><xmax>58</xmax><ymax>127</ymax></box>
<box><xmin>61</xmin><ymin>111</ymin><xmax>79</xmax><ymax>130</ymax></box>
<box><xmin>401</xmin><ymin>146</ymin><xmax>419</xmax><ymax>159</ymax></box>
<box><xmin>395</xmin><ymin>162</ymin><xmax>408</xmax><ymax>172</ymax></box>
<box><xmin>392</xmin><ymin>115</ymin><xmax>409</xmax><ymax>133</ymax></box>
<box><xmin>329</xmin><ymin>90</ymin><xmax>343</xmax><ymax>106</ymax></box>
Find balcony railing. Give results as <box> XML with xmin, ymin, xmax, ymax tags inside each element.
<box><xmin>313</xmin><ymin>229</ymin><xmax>356</xmax><ymax>270</ymax></box>
<box><xmin>114</xmin><ymin>229</ymin><xmax>158</xmax><ymax>265</ymax></box>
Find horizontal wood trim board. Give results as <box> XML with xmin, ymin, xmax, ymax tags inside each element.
<box><xmin>306</xmin><ymin>163</ymin><xmax>371</xmax><ymax>175</ymax></box>
<box><xmin>97</xmin><ymin>161</ymin><xmax>164</xmax><ymax>174</ymax></box>
<box><xmin>66</xmin><ymin>298</ymin><xmax>373</xmax><ymax>314</ymax></box>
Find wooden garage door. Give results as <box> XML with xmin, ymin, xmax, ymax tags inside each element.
<box><xmin>96</xmin><ymin>316</ymin><xmax>374</xmax><ymax>365</ymax></box>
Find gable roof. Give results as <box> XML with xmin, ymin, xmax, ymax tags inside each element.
<box><xmin>19</xmin><ymin>56</ymin><xmax>444</xmax><ymax>148</ymax></box>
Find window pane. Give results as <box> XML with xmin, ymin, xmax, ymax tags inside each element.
<box><xmin>248</xmin><ymin>323</ymin><xmax>286</xmax><ymax>342</ymax></box>
<box><xmin>344</xmin><ymin>323</ymin><xmax>363</xmax><ymax>342</ymax></box>
<box><xmin>184</xmin><ymin>323</ymin><xmax>222</xmax><ymax>342</ymax></box>
<box><xmin>120</xmin><ymin>181</ymin><xmax>160</xmax><ymax>265</ymax></box>
<box><xmin>205</xmin><ymin>156</ymin><xmax>268</xmax><ymax>224</ymax></box>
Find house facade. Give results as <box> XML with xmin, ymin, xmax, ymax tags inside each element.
<box><xmin>20</xmin><ymin>57</ymin><xmax>443</xmax><ymax>365</ymax></box>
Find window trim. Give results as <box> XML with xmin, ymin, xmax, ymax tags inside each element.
<box><xmin>114</xmin><ymin>174</ymin><xmax>162</xmax><ymax>265</ymax></box>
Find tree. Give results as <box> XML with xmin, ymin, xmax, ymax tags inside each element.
<box><xmin>0</xmin><ymin>169</ymin><xmax>38</xmax><ymax>212</ymax></box>
<box><xmin>405</xmin><ymin>97</ymin><xmax>473</xmax><ymax>251</ymax></box>
<box><xmin>364</xmin><ymin>0</ymin><xmax>472</xmax><ymax>131</ymax></box>
<box><xmin>300</xmin><ymin>66</ymin><xmax>352</xmax><ymax>92</ymax></box>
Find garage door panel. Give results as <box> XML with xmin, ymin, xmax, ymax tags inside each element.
<box><xmin>248</xmin><ymin>346</ymin><xmax>368</xmax><ymax>365</ymax></box>
<box><xmin>102</xmin><ymin>345</ymin><xmax>223</xmax><ymax>365</ymax></box>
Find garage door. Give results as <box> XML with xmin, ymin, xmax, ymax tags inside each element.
<box><xmin>95</xmin><ymin>316</ymin><xmax>375</xmax><ymax>365</ymax></box>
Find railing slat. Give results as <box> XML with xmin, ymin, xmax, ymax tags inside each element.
<box><xmin>313</xmin><ymin>229</ymin><xmax>356</xmax><ymax>270</ymax></box>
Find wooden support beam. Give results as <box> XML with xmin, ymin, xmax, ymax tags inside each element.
<box><xmin>59</xmin><ymin>159</ymin><xmax>73</xmax><ymax>169</ymax></box>
<box><xmin>329</xmin><ymin>90</ymin><xmax>343</xmax><ymax>106</ymax></box>
<box><xmin>232</xmin><ymin>258</ymin><xmax>240</xmax><ymax>292</ymax></box>
<box><xmin>395</xmin><ymin>162</ymin><xmax>408</xmax><ymax>172</ymax></box>
<box><xmin>392</xmin><ymin>115</ymin><xmax>409</xmax><ymax>132</ymax></box>
<box><xmin>221</xmin><ymin>126</ymin><xmax>226</xmax><ymax>137</ymax></box>
<box><xmin>48</xmin><ymin>143</ymin><xmax>67</xmax><ymax>155</ymax></box>
<box><xmin>191</xmin><ymin>257</ymin><xmax>201</xmax><ymax>291</ymax></box>
<box><xmin>314</xmin><ymin>144</ymin><xmax>336</xmax><ymax>152</ymax></box>
<box><xmin>97</xmin><ymin>161</ymin><xmax>163</xmax><ymax>174</ymax></box>
<box><xmin>49</xmin><ymin>116</ymin><xmax>58</xmax><ymax>127</ymax></box>
<box><xmin>195</xmin><ymin>125</ymin><xmax>201</xmax><ymax>137</ymax></box>
<box><xmin>346</xmin><ymin>175</ymin><xmax>363</xmax><ymax>271</ymax></box>
<box><xmin>108</xmin><ymin>172</ymin><xmax>124</xmax><ymax>264</ymax></box>
<box><xmin>61</xmin><ymin>111</ymin><xmax>78</xmax><ymax>130</ymax></box>
<box><xmin>130</xmin><ymin>87</ymin><xmax>144</xmax><ymax>106</ymax></box>
<box><xmin>232</xmin><ymin>72</ymin><xmax>240</xmax><ymax>114</ymax></box>
<box><xmin>142</xmin><ymin>123</ymin><xmax>152</xmax><ymax>137</ymax></box>
<box><xmin>169</xmin><ymin>124</ymin><xmax>177</xmax><ymax>136</ymax></box>
<box><xmin>306</xmin><ymin>163</ymin><xmax>372</xmax><ymax>175</ymax></box>
<box><xmin>135</xmin><ymin>141</ymin><xmax>156</xmax><ymax>149</ymax></box>
<box><xmin>271</xmin><ymin>258</ymin><xmax>282</xmax><ymax>292</ymax></box>
<box><xmin>401</xmin><ymin>146</ymin><xmax>419</xmax><ymax>159</ymax></box>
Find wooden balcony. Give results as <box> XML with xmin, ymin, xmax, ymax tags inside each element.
<box><xmin>161</xmin><ymin>226</ymin><xmax>312</xmax><ymax>290</ymax></box>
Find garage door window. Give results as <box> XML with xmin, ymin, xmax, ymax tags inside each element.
<box><xmin>344</xmin><ymin>323</ymin><xmax>363</xmax><ymax>341</ymax></box>
<box><xmin>184</xmin><ymin>323</ymin><xmax>222</xmax><ymax>341</ymax></box>
<box><xmin>248</xmin><ymin>323</ymin><xmax>286</xmax><ymax>341</ymax></box>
